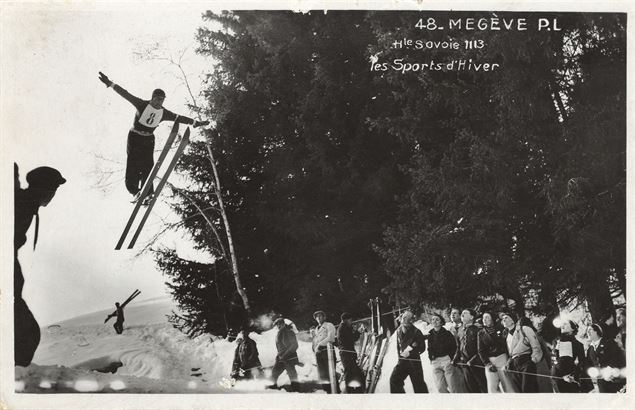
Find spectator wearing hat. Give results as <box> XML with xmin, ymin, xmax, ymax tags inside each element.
<box><xmin>311</xmin><ymin>310</ymin><xmax>337</xmax><ymax>393</ymax></box>
<box><xmin>14</xmin><ymin>163</ymin><xmax>66</xmax><ymax>366</ymax></box>
<box><xmin>97</xmin><ymin>72</ymin><xmax>209</xmax><ymax>204</ymax></box>
<box><xmin>231</xmin><ymin>328</ymin><xmax>262</xmax><ymax>380</ymax></box>
<box><xmin>550</xmin><ymin>319</ymin><xmax>585</xmax><ymax>392</ymax></box>
<box><xmin>428</xmin><ymin>313</ymin><xmax>464</xmax><ymax>393</ymax></box>
<box><xmin>267</xmin><ymin>318</ymin><xmax>300</xmax><ymax>391</ymax></box>
<box><xmin>452</xmin><ymin>308</ymin><xmax>487</xmax><ymax>393</ymax></box>
<box><xmin>585</xmin><ymin>323</ymin><xmax>625</xmax><ymax>393</ymax></box>
<box><xmin>337</xmin><ymin>312</ymin><xmax>365</xmax><ymax>393</ymax></box>
<box><xmin>501</xmin><ymin>311</ymin><xmax>542</xmax><ymax>393</ymax></box>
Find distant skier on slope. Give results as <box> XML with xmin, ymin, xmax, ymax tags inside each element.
<box><xmin>97</xmin><ymin>72</ymin><xmax>209</xmax><ymax>204</ymax></box>
<box><xmin>105</xmin><ymin>302</ymin><xmax>125</xmax><ymax>334</ymax></box>
<box><xmin>14</xmin><ymin>163</ymin><xmax>66</xmax><ymax>366</ymax></box>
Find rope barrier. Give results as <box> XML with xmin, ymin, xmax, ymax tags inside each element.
<box><xmin>228</xmin><ymin>343</ymin><xmax>621</xmax><ymax>388</ymax></box>
<box><xmin>220</xmin><ymin>309</ymin><xmax>624</xmax><ymax>391</ymax></box>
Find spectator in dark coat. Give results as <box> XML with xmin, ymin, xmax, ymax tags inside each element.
<box><xmin>585</xmin><ymin>323</ymin><xmax>626</xmax><ymax>393</ymax></box>
<box><xmin>428</xmin><ymin>313</ymin><xmax>464</xmax><ymax>393</ymax></box>
<box><xmin>267</xmin><ymin>318</ymin><xmax>300</xmax><ymax>391</ymax></box>
<box><xmin>453</xmin><ymin>309</ymin><xmax>487</xmax><ymax>393</ymax></box>
<box><xmin>478</xmin><ymin>312</ymin><xmax>514</xmax><ymax>393</ymax></box>
<box><xmin>337</xmin><ymin>312</ymin><xmax>365</xmax><ymax>393</ymax></box>
<box><xmin>390</xmin><ymin>311</ymin><xmax>428</xmax><ymax>393</ymax></box>
<box><xmin>231</xmin><ymin>329</ymin><xmax>262</xmax><ymax>380</ymax></box>
<box><xmin>551</xmin><ymin>320</ymin><xmax>585</xmax><ymax>392</ymax></box>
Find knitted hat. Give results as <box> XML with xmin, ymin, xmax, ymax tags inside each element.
<box><xmin>26</xmin><ymin>167</ymin><xmax>66</xmax><ymax>188</ymax></box>
<box><xmin>152</xmin><ymin>88</ymin><xmax>166</xmax><ymax>98</ymax></box>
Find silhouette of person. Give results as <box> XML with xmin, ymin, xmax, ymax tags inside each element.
<box><xmin>105</xmin><ymin>302</ymin><xmax>125</xmax><ymax>334</ymax></box>
<box><xmin>14</xmin><ymin>163</ymin><xmax>66</xmax><ymax>366</ymax></box>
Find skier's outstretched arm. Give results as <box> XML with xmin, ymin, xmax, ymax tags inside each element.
<box><xmin>98</xmin><ymin>72</ymin><xmax>145</xmax><ymax>109</ymax></box>
<box><xmin>162</xmin><ymin>109</ymin><xmax>209</xmax><ymax>128</ymax></box>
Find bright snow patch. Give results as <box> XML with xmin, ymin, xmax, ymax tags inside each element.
<box><xmin>16</xmin><ymin>297</ymin><xmax>437</xmax><ymax>394</ymax></box>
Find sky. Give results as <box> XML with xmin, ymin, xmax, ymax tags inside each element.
<box><xmin>2</xmin><ymin>3</ymin><xmax>217</xmax><ymax>325</ymax></box>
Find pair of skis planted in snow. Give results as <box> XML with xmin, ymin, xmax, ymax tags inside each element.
<box><xmin>104</xmin><ymin>289</ymin><xmax>141</xmax><ymax>323</ymax></box>
<box><xmin>115</xmin><ymin>121</ymin><xmax>191</xmax><ymax>250</ymax></box>
<box><xmin>356</xmin><ymin>297</ymin><xmax>390</xmax><ymax>393</ymax></box>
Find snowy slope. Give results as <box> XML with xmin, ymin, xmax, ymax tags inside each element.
<box><xmin>17</xmin><ymin>296</ymin><xmax>316</xmax><ymax>393</ymax></box>
<box><xmin>17</xmin><ymin>298</ymin><xmax>436</xmax><ymax>394</ymax></box>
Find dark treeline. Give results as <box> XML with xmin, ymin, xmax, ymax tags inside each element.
<box><xmin>155</xmin><ymin>11</ymin><xmax>625</xmax><ymax>337</ymax></box>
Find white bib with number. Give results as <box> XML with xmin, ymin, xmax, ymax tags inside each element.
<box><xmin>138</xmin><ymin>105</ymin><xmax>164</xmax><ymax>128</ymax></box>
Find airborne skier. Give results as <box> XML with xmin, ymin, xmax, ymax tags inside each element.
<box><xmin>97</xmin><ymin>72</ymin><xmax>208</xmax><ymax>204</ymax></box>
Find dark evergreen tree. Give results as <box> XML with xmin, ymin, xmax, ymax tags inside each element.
<box><xmin>158</xmin><ymin>11</ymin><xmax>408</xmax><ymax>333</ymax></box>
<box><xmin>156</xmin><ymin>12</ymin><xmax>624</xmax><ymax>336</ymax></box>
<box><xmin>375</xmin><ymin>12</ymin><xmax>625</xmax><ymax>321</ymax></box>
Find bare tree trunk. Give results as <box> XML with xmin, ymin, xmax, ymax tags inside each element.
<box><xmin>159</xmin><ymin>50</ymin><xmax>251</xmax><ymax>314</ymax></box>
<box><xmin>205</xmin><ymin>142</ymin><xmax>250</xmax><ymax>313</ymax></box>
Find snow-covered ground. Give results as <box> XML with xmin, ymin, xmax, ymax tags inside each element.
<box><xmin>15</xmin><ymin>296</ymin><xmax>438</xmax><ymax>394</ymax></box>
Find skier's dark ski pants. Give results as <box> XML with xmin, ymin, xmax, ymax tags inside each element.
<box><xmin>14</xmin><ymin>259</ymin><xmax>40</xmax><ymax>366</ymax></box>
<box><xmin>390</xmin><ymin>359</ymin><xmax>428</xmax><ymax>393</ymax></box>
<box><xmin>340</xmin><ymin>350</ymin><xmax>365</xmax><ymax>393</ymax></box>
<box><xmin>459</xmin><ymin>363</ymin><xmax>488</xmax><ymax>393</ymax></box>
<box><xmin>125</xmin><ymin>131</ymin><xmax>155</xmax><ymax>196</ymax></box>
<box><xmin>508</xmin><ymin>354</ymin><xmax>538</xmax><ymax>393</ymax></box>
<box><xmin>316</xmin><ymin>345</ymin><xmax>339</xmax><ymax>393</ymax></box>
<box><xmin>271</xmin><ymin>359</ymin><xmax>298</xmax><ymax>384</ymax></box>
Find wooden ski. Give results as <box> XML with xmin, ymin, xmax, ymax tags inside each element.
<box><xmin>357</xmin><ymin>332</ymin><xmax>369</xmax><ymax>367</ymax></box>
<box><xmin>327</xmin><ymin>342</ymin><xmax>338</xmax><ymax>394</ymax></box>
<box><xmin>368</xmin><ymin>331</ymin><xmax>390</xmax><ymax>393</ymax></box>
<box><xmin>104</xmin><ymin>289</ymin><xmax>141</xmax><ymax>323</ymax></box>
<box><xmin>364</xmin><ymin>336</ymin><xmax>382</xmax><ymax>391</ymax></box>
<box><xmin>115</xmin><ymin>122</ymin><xmax>181</xmax><ymax>250</ymax></box>
<box><xmin>127</xmin><ymin>127</ymin><xmax>191</xmax><ymax>249</ymax></box>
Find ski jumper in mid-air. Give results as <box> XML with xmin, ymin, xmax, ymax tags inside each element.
<box><xmin>98</xmin><ymin>72</ymin><xmax>208</xmax><ymax>203</ymax></box>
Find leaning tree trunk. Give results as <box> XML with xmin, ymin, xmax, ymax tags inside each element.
<box><xmin>205</xmin><ymin>142</ymin><xmax>251</xmax><ymax>313</ymax></box>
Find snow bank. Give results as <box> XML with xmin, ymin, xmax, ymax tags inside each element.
<box><xmin>17</xmin><ymin>299</ymin><xmax>437</xmax><ymax>394</ymax></box>
<box><xmin>18</xmin><ymin>297</ymin><xmax>319</xmax><ymax>393</ymax></box>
